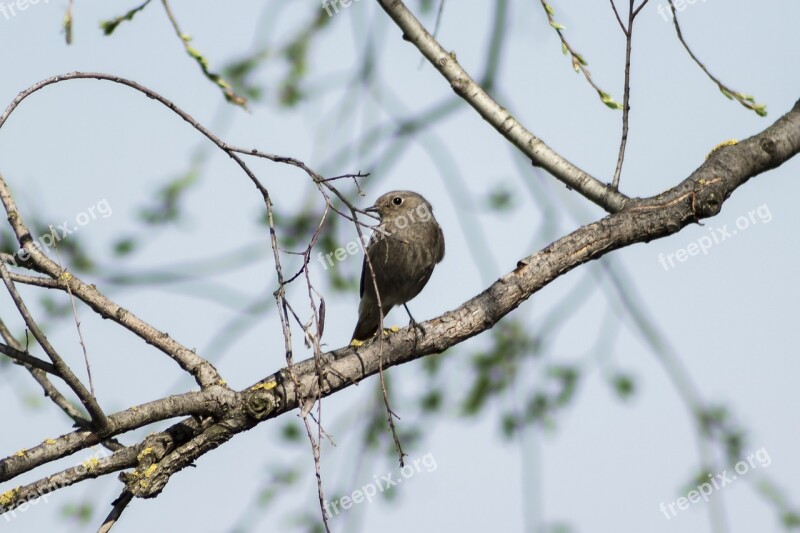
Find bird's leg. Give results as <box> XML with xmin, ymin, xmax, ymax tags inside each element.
<box><xmin>404</xmin><ymin>304</ymin><xmax>426</xmax><ymax>337</ymax></box>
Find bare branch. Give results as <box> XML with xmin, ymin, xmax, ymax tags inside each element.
<box><xmin>0</xmin><ymin>317</ymin><xmax>93</xmax><ymax>427</ymax></box>
<box><xmin>97</xmin><ymin>490</ymin><xmax>134</xmax><ymax>533</ymax></box>
<box><xmin>611</xmin><ymin>0</ymin><xmax>637</xmax><ymax>189</ymax></box>
<box><xmin>376</xmin><ymin>0</ymin><xmax>629</xmax><ymax>212</ymax></box>
<box><xmin>0</xmin><ymin>342</ymin><xmax>57</xmax><ymax>375</ymax></box>
<box><xmin>0</xmin><ymin>262</ymin><xmax>109</xmax><ymax>432</ymax></box>
<box><xmin>17</xmin><ymin>95</ymin><xmax>792</xmax><ymax>503</ymax></box>
<box><xmin>0</xmin><ymin>387</ymin><xmax>236</xmax><ymax>482</ymax></box>
<box><xmin>667</xmin><ymin>0</ymin><xmax>766</xmax><ymax>116</ymax></box>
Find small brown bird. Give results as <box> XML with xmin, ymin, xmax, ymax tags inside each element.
<box><xmin>351</xmin><ymin>191</ymin><xmax>445</xmax><ymax>344</ymax></box>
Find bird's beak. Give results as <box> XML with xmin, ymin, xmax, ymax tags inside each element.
<box><xmin>365</xmin><ymin>205</ymin><xmax>380</xmax><ymax>215</ymax></box>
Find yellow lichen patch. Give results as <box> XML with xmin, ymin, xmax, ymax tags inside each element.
<box><xmin>706</xmin><ymin>139</ymin><xmax>738</xmax><ymax>159</ymax></box>
<box><xmin>136</xmin><ymin>447</ymin><xmax>154</xmax><ymax>462</ymax></box>
<box><xmin>82</xmin><ymin>457</ymin><xmax>100</xmax><ymax>472</ymax></box>
<box><xmin>59</xmin><ymin>271</ymin><xmax>73</xmax><ymax>282</ymax></box>
<box><xmin>383</xmin><ymin>325</ymin><xmax>401</xmax><ymax>334</ymax></box>
<box><xmin>217</xmin><ymin>379</ymin><xmax>228</xmax><ymax>386</ymax></box>
<box><xmin>143</xmin><ymin>464</ymin><xmax>158</xmax><ymax>478</ymax></box>
<box><xmin>44</xmin><ymin>439</ymin><xmax>57</xmax><ymax>445</ymax></box>
<box><xmin>14</xmin><ymin>449</ymin><xmax>26</xmax><ymax>457</ymax></box>
<box><xmin>0</xmin><ymin>488</ymin><xmax>19</xmax><ymax>506</ymax></box>
<box><xmin>349</xmin><ymin>338</ymin><xmax>365</xmax><ymax>347</ymax></box>
<box><xmin>251</xmin><ymin>381</ymin><xmax>277</xmax><ymax>391</ymax></box>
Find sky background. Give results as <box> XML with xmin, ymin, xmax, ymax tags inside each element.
<box><xmin>1</xmin><ymin>1</ymin><xmax>799</xmax><ymax>532</ymax></box>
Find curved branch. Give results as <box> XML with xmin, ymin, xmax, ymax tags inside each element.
<box><xmin>1</xmin><ymin>79</ymin><xmax>797</xmax><ymax>515</ymax></box>
<box><xmin>16</xmin><ymin>96</ymin><xmax>793</xmax><ymax>504</ymax></box>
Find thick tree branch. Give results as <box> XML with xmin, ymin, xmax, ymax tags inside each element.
<box><xmin>1</xmin><ymin>61</ymin><xmax>797</xmax><ymax>516</ymax></box>
<box><xmin>3</xmin><ymin>96</ymin><xmax>793</xmax><ymax>509</ymax></box>
<box><xmin>375</xmin><ymin>0</ymin><xmax>630</xmax><ymax>212</ymax></box>
<box><xmin>0</xmin><ymin>387</ymin><xmax>235</xmax><ymax>482</ymax></box>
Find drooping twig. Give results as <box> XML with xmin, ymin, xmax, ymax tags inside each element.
<box><xmin>160</xmin><ymin>0</ymin><xmax>248</xmax><ymax>108</ymax></box>
<box><xmin>540</xmin><ymin>0</ymin><xmax>624</xmax><ymax>111</ymax></box>
<box><xmin>667</xmin><ymin>0</ymin><xmax>766</xmax><ymax>116</ymax></box>
<box><xmin>100</xmin><ymin>0</ymin><xmax>154</xmax><ymax>35</ymax></box>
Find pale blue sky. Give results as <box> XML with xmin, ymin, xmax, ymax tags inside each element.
<box><xmin>1</xmin><ymin>1</ymin><xmax>799</xmax><ymax>532</ymax></box>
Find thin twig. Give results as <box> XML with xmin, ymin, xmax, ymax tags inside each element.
<box><xmin>302</xmin><ymin>416</ymin><xmax>331</xmax><ymax>533</ymax></box>
<box><xmin>0</xmin><ymin>262</ymin><xmax>109</xmax><ymax>432</ymax></box>
<box><xmin>540</xmin><ymin>0</ymin><xmax>624</xmax><ymax>111</ymax></box>
<box><xmin>0</xmin><ymin>342</ymin><xmax>58</xmax><ymax>374</ymax></box>
<box><xmin>610</xmin><ymin>0</ymin><xmax>650</xmax><ymax>189</ymax></box>
<box><xmin>0</xmin><ymin>317</ymin><xmax>93</xmax><ymax>427</ymax></box>
<box><xmin>160</xmin><ymin>0</ymin><xmax>247</xmax><ymax>107</ymax></box>
<box><xmin>666</xmin><ymin>0</ymin><xmax>766</xmax><ymax>116</ymax></box>
<box><xmin>54</xmin><ymin>243</ymin><xmax>96</xmax><ymax>396</ymax></box>
<box><xmin>97</xmin><ymin>490</ymin><xmax>134</xmax><ymax>533</ymax></box>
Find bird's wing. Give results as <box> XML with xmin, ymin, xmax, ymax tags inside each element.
<box><xmin>436</xmin><ymin>225</ymin><xmax>445</xmax><ymax>263</ymax></box>
<box><xmin>359</xmin><ymin>254</ymin><xmax>367</xmax><ymax>298</ymax></box>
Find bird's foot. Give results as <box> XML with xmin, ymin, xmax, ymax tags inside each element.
<box><xmin>408</xmin><ymin>318</ymin><xmax>426</xmax><ymax>337</ymax></box>
<box><xmin>351</xmin><ymin>326</ymin><xmax>401</xmax><ymax>347</ymax></box>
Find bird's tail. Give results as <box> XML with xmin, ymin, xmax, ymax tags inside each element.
<box><xmin>351</xmin><ymin>305</ymin><xmax>382</xmax><ymax>342</ymax></box>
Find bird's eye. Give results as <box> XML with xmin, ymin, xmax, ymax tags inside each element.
<box><xmin>392</xmin><ymin>197</ymin><xmax>403</xmax><ymax>206</ymax></box>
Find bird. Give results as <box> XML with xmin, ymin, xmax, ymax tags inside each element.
<box><xmin>351</xmin><ymin>190</ymin><xmax>445</xmax><ymax>345</ymax></box>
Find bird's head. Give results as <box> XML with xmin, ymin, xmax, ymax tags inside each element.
<box><xmin>365</xmin><ymin>190</ymin><xmax>434</xmax><ymax>223</ymax></box>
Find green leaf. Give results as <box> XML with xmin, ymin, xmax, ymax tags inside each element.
<box><xmin>113</xmin><ymin>237</ymin><xmax>137</xmax><ymax>257</ymax></box>
<box><xmin>599</xmin><ymin>91</ymin><xmax>623</xmax><ymax>110</ymax></box>
<box><xmin>100</xmin><ymin>0</ymin><xmax>153</xmax><ymax>36</ymax></box>
<box><xmin>501</xmin><ymin>413</ymin><xmax>519</xmax><ymax>438</ymax></box>
<box><xmin>280</xmin><ymin>422</ymin><xmax>302</xmax><ymax>442</ymax></box>
<box><xmin>420</xmin><ymin>390</ymin><xmax>443</xmax><ymax>412</ymax></box>
<box><xmin>610</xmin><ymin>373</ymin><xmax>635</xmax><ymax>399</ymax></box>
